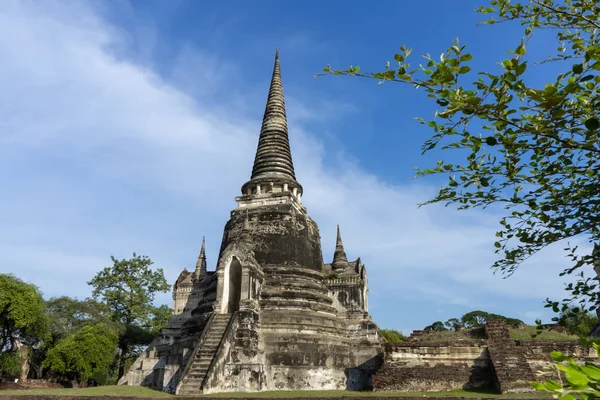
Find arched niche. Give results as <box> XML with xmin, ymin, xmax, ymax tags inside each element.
<box><xmin>221</xmin><ymin>257</ymin><xmax>242</xmax><ymax>314</ymax></box>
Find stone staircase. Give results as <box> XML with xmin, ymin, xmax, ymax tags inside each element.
<box><xmin>485</xmin><ymin>319</ymin><xmax>535</xmax><ymax>393</ymax></box>
<box><xmin>177</xmin><ymin>314</ymin><xmax>232</xmax><ymax>395</ymax></box>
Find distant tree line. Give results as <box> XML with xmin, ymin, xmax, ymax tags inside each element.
<box><xmin>424</xmin><ymin>310</ymin><xmax>525</xmax><ymax>332</ymax></box>
<box><xmin>423</xmin><ymin>309</ymin><xmax>597</xmax><ymax>337</ymax></box>
<box><xmin>0</xmin><ymin>254</ymin><xmax>171</xmax><ymax>387</ymax></box>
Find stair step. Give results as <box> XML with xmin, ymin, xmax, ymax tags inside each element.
<box><xmin>180</xmin><ymin>315</ymin><xmax>232</xmax><ymax>393</ymax></box>
<box><xmin>192</xmin><ymin>361</ymin><xmax>211</xmax><ymax>367</ymax></box>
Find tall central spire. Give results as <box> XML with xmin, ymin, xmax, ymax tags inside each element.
<box><xmin>251</xmin><ymin>49</ymin><xmax>296</xmax><ymax>181</ymax></box>
<box><xmin>240</xmin><ymin>49</ymin><xmax>303</xmax><ymax>201</ymax></box>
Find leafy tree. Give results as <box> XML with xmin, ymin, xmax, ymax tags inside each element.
<box><xmin>43</xmin><ymin>323</ymin><xmax>118</xmax><ymax>387</ymax></box>
<box><xmin>149</xmin><ymin>304</ymin><xmax>172</xmax><ymax>335</ymax></box>
<box><xmin>557</xmin><ymin>306</ymin><xmax>598</xmax><ymax>337</ymax></box>
<box><xmin>461</xmin><ymin>310</ymin><xmax>524</xmax><ymax>328</ymax></box>
<box><xmin>461</xmin><ymin>311</ymin><xmax>493</xmax><ymax>328</ymax></box>
<box><xmin>88</xmin><ymin>253</ymin><xmax>170</xmax><ymax>379</ymax></box>
<box><xmin>319</xmin><ymin>0</ymin><xmax>600</xmax><ymax>316</ymax></box>
<box><xmin>380</xmin><ymin>328</ymin><xmax>407</xmax><ymax>343</ymax></box>
<box><xmin>46</xmin><ymin>296</ymin><xmax>114</xmax><ymax>342</ymax></box>
<box><xmin>424</xmin><ymin>321</ymin><xmax>448</xmax><ymax>332</ymax></box>
<box><xmin>444</xmin><ymin>318</ymin><xmax>462</xmax><ymax>331</ymax></box>
<box><xmin>0</xmin><ymin>352</ymin><xmax>22</xmax><ymax>377</ymax></box>
<box><xmin>0</xmin><ymin>274</ymin><xmax>49</xmax><ymax>351</ymax></box>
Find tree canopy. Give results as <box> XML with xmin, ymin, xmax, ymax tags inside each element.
<box><xmin>320</xmin><ymin>0</ymin><xmax>600</xmax><ymax>315</ymax></box>
<box><xmin>45</xmin><ymin>296</ymin><xmax>114</xmax><ymax>342</ymax></box>
<box><xmin>0</xmin><ymin>274</ymin><xmax>49</xmax><ymax>350</ymax></box>
<box><xmin>424</xmin><ymin>321</ymin><xmax>448</xmax><ymax>332</ymax></box>
<box><xmin>461</xmin><ymin>310</ymin><xmax>524</xmax><ymax>328</ymax></box>
<box><xmin>88</xmin><ymin>253</ymin><xmax>170</xmax><ymax>379</ymax></box>
<box><xmin>557</xmin><ymin>306</ymin><xmax>598</xmax><ymax>337</ymax></box>
<box><xmin>424</xmin><ymin>310</ymin><xmax>524</xmax><ymax>332</ymax></box>
<box><xmin>43</xmin><ymin>323</ymin><xmax>118</xmax><ymax>386</ymax></box>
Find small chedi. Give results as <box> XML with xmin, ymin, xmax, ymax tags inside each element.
<box><xmin>118</xmin><ymin>50</ymin><xmax>382</xmax><ymax>395</ymax></box>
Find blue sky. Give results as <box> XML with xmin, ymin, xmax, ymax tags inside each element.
<box><xmin>0</xmin><ymin>0</ymin><xmax>586</xmax><ymax>333</ymax></box>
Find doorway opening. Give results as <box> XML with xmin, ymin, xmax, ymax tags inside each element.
<box><xmin>225</xmin><ymin>258</ymin><xmax>242</xmax><ymax>313</ymax></box>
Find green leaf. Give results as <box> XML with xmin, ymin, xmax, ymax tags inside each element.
<box><xmin>485</xmin><ymin>137</ymin><xmax>498</xmax><ymax>146</ymax></box>
<box><xmin>530</xmin><ymin>382</ymin><xmax>546</xmax><ymax>391</ymax></box>
<box><xmin>580</xmin><ymin>393</ymin><xmax>596</xmax><ymax>400</ymax></box>
<box><xmin>544</xmin><ymin>380</ymin><xmax>562</xmax><ymax>390</ymax></box>
<box><xmin>459</xmin><ymin>66</ymin><xmax>471</xmax><ymax>74</ymax></box>
<box><xmin>581</xmin><ymin>365</ymin><xmax>600</xmax><ymax>381</ymax></box>
<box><xmin>559</xmin><ymin>394</ymin><xmax>577</xmax><ymax>400</ymax></box>
<box><xmin>585</xmin><ymin>118</ymin><xmax>599</xmax><ymax>130</ymax></box>
<box><xmin>565</xmin><ymin>369</ymin><xmax>589</xmax><ymax>386</ymax></box>
<box><xmin>580</xmin><ymin>75</ymin><xmax>594</xmax><ymax>82</ymax></box>
<box><xmin>460</xmin><ymin>54</ymin><xmax>473</xmax><ymax>62</ymax></box>
<box><xmin>551</xmin><ymin>351</ymin><xmax>566</xmax><ymax>362</ymax></box>
<box><xmin>573</xmin><ymin>64</ymin><xmax>584</xmax><ymax>74</ymax></box>
<box><xmin>516</xmin><ymin>63</ymin><xmax>527</xmax><ymax>76</ymax></box>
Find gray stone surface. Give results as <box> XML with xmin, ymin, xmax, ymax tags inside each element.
<box><xmin>118</xmin><ymin>50</ymin><xmax>382</xmax><ymax>395</ymax></box>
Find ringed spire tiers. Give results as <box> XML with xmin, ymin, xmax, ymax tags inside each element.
<box><xmin>194</xmin><ymin>236</ymin><xmax>207</xmax><ymax>279</ymax></box>
<box><xmin>241</xmin><ymin>49</ymin><xmax>303</xmax><ymax>197</ymax></box>
<box><xmin>332</xmin><ymin>225</ymin><xmax>349</xmax><ymax>271</ymax></box>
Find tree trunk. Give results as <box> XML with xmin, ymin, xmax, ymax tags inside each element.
<box><xmin>117</xmin><ymin>342</ymin><xmax>128</xmax><ymax>381</ymax></box>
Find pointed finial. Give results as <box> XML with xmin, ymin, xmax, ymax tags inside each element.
<box><xmin>332</xmin><ymin>225</ymin><xmax>348</xmax><ymax>272</ymax></box>
<box><xmin>241</xmin><ymin>49</ymin><xmax>301</xmax><ymax>197</ymax></box>
<box><xmin>194</xmin><ymin>236</ymin><xmax>207</xmax><ymax>279</ymax></box>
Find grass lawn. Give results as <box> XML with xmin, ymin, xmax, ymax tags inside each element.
<box><xmin>0</xmin><ymin>385</ymin><xmax>552</xmax><ymax>398</ymax></box>
<box><xmin>509</xmin><ymin>325</ymin><xmax>576</xmax><ymax>340</ymax></box>
<box><xmin>0</xmin><ymin>385</ymin><xmax>173</xmax><ymax>398</ymax></box>
<box><xmin>410</xmin><ymin>325</ymin><xmax>576</xmax><ymax>342</ymax></box>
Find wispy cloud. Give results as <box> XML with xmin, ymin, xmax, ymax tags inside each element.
<box><xmin>0</xmin><ymin>0</ymin><xmax>584</xmax><ymax>331</ymax></box>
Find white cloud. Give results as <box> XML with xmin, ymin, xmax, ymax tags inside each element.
<box><xmin>0</xmin><ymin>0</ymin><xmax>587</xmax><ymax>331</ymax></box>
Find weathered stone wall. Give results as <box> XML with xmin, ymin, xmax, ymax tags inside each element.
<box><xmin>485</xmin><ymin>320</ymin><xmax>535</xmax><ymax>393</ymax></box>
<box><xmin>516</xmin><ymin>339</ymin><xmax>596</xmax><ymax>381</ymax></box>
<box><xmin>373</xmin><ymin>341</ymin><xmax>493</xmax><ymax>392</ymax></box>
<box><xmin>374</xmin><ymin>324</ymin><xmax>598</xmax><ymax>394</ymax></box>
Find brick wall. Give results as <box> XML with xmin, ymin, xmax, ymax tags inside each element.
<box><xmin>373</xmin><ymin>322</ymin><xmax>597</xmax><ymax>394</ymax></box>
<box><xmin>372</xmin><ymin>341</ymin><xmax>493</xmax><ymax>391</ymax></box>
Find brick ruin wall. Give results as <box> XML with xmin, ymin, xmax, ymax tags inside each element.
<box><xmin>373</xmin><ymin>341</ymin><xmax>493</xmax><ymax>392</ymax></box>
<box><xmin>374</xmin><ymin>321</ymin><xmax>597</xmax><ymax>393</ymax></box>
